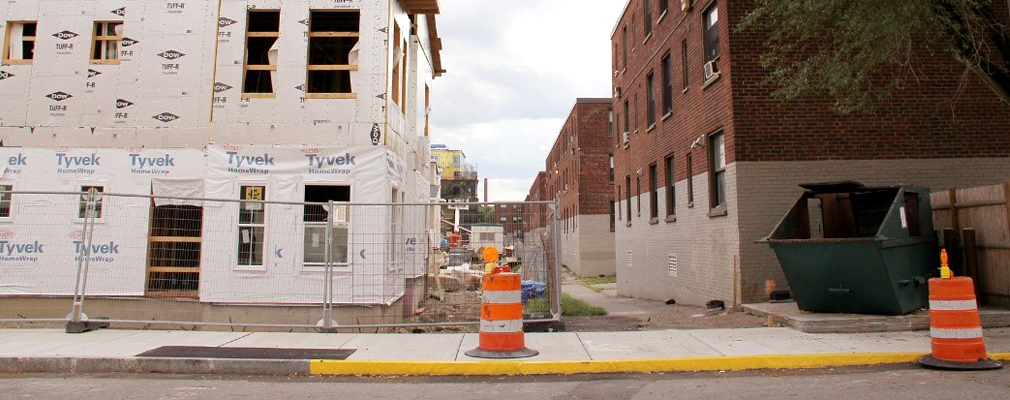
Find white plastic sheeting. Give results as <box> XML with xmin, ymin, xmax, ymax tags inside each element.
<box><xmin>0</xmin><ymin>146</ymin><xmax>429</xmax><ymax>305</ymax></box>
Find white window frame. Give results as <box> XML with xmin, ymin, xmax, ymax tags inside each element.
<box><xmin>0</xmin><ymin>183</ymin><xmax>13</xmax><ymax>222</ymax></box>
<box><xmin>237</xmin><ymin>183</ymin><xmax>267</xmax><ymax>270</ymax></box>
<box><xmin>76</xmin><ymin>184</ymin><xmax>107</xmax><ymax>223</ymax></box>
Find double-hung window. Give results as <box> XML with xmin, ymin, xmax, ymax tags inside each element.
<box><xmin>709</xmin><ymin>132</ymin><xmax>726</xmax><ymax>208</ymax></box>
<box><xmin>243</xmin><ymin>11</ymin><xmax>280</xmax><ymax>96</ymax></box>
<box><xmin>665</xmin><ymin>154</ymin><xmax>675</xmax><ymax>217</ymax></box>
<box><xmin>646</xmin><ymin>72</ymin><xmax>656</xmax><ymax>126</ymax></box>
<box><xmin>306</xmin><ymin>11</ymin><xmax>360</xmax><ymax>97</ymax></box>
<box><xmin>78</xmin><ymin>186</ymin><xmax>104</xmax><ymax>219</ymax></box>
<box><xmin>703</xmin><ymin>3</ymin><xmax>720</xmax><ymax>77</ymax></box>
<box><xmin>661</xmin><ymin>52</ymin><xmax>673</xmax><ymax>115</ymax></box>
<box><xmin>0</xmin><ymin>184</ymin><xmax>12</xmax><ymax>218</ymax></box>
<box><xmin>91</xmin><ymin>21</ymin><xmax>123</xmax><ymax>64</ymax></box>
<box><xmin>643</xmin><ymin>0</ymin><xmax>653</xmax><ymax>36</ymax></box>
<box><xmin>3</xmin><ymin>21</ymin><xmax>36</xmax><ymax>65</ymax></box>
<box><xmin>238</xmin><ymin>185</ymin><xmax>266</xmax><ymax>267</ymax></box>
<box><xmin>648</xmin><ymin>163</ymin><xmax>658</xmax><ymax>220</ymax></box>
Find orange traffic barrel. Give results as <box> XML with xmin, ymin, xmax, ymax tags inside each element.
<box><xmin>464</xmin><ymin>273</ymin><xmax>538</xmax><ymax>359</ymax></box>
<box><xmin>918</xmin><ymin>276</ymin><xmax>1002</xmax><ymax>370</ymax></box>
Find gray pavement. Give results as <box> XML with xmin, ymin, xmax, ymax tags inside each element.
<box><xmin>3</xmin><ymin>367</ymin><xmax>1009</xmax><ymax>399</ymax></box>
<box><xmin>0</xmin><ymin>327</ymin><xmax>1008</xmax><ymax>362</ymax></box>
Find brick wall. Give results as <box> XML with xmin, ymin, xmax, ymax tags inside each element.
<box><xmin>725</xmin><ymin>0</ymin><xmax>1010</xmax><ymax>162</ymax></box>
<box><xmin>544</xmin><ymin>99</ymin><xmax>615</xmax><ymax>220</ymax></box>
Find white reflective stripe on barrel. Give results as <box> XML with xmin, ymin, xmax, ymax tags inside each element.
<box><xmin>930</xmin><ymin>327</ymin><xmax>984</xmax><ymax>339</ymax></box>
<box><xmin>480</xmin><ymin>319</ymin><xmax>524</xmax><ymax>333</ymax></box>
<box><xmin>482</xmin><ymin>290</ymin><xmax>523</xmax><ymax>305</ymax></box>
<box><xmin>929</xmin><ymin>299</ymin><xmax>978</xmax><ymax>311</ymax></box>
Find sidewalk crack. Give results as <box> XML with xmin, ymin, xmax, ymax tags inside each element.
<box><xmin>685</xmin><ymin>331</ymin><xmax>726</xmax><ymax>356</ymax></box>
<box><xmin>217</xmin><ymin>332</ymin><xmax>254</xmax><ymax>347</ymax></box>
<box><xmin>575</xmin><ymin>332</ymin><xmax>594</xmax><ymax>360</ymax></box>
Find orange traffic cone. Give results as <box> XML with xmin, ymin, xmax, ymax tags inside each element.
<box><xmin>464</xmin><ymin>272</ymin><xmax>538</xmax><ymax>359</ymax></box>
<box><xmin>919</xmin><ymin>250</ymin><xmax>1002</xmax><ymax>370</ymax></box>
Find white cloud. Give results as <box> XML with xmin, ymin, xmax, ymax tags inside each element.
<box><xmin>431</xmin><ymin>0</ymin><xmax>625</xmax><ymax>201</ymax></box>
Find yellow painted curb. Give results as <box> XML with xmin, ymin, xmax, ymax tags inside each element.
<box><xmin>311</xmin><ymin>353</ymin><xmax>932</xmax><ymax>376</ymax></box>
<box><xmin>990</xmin><ymin>352</ymin><xmax>1010</xmax><ymax>361</ymax></box>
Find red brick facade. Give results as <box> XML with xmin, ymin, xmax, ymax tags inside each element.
<box><xmin>540</xmin><ymin>99</ymin><xmax>615</xmax><ymax>226</ymax></box>
<box><xmin>610</xmin><ymin>0</ymin><xmax>1010</xmax><ymax>304</ymax></box>
<box><xmin>612</xmin><ymin>0</ymin><xmax>1010</xmax><ymax>203</ymax></box>
<box><xmin>525</xmin><ymin>171</ymin><xmax>549</xmax><ymax>231</ymax></box>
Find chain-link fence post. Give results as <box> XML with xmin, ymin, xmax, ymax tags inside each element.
<box><xmin>317</xmin><ymin>200</ymin><xmax>338</xmax><ymax>332</ymax></box>
<box><xmin>550</xmin><ymin>200</ymin><xmax>563</xmax><ymax>321</ymax></box>
<box><xmin>67</xmin><ymin>188</ymin><xmax>101</xmax><ymax>333</ymax></box>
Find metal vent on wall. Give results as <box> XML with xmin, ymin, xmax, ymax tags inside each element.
<box><xmin>668</xmin><ymin>253</ymin><xmax>678</xmax><ymax>277</ymax></box>
<box><xmin>627</xmin><ymin>251</ymin><xmax>633</xmax><ymax>269</ymax></box>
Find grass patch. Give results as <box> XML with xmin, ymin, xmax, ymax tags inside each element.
<box><xmin>579</xmin><ymin>276</ymin><xmax>617</xmax><ymax>292</ymax></box>
<box><xmin>580</xmin><ymin>276</ymin><xmax>617</xmax><ymax>286</ymax></box>
<box><xmin>524</xmin><ymin>294</ymin><xmax>607</xmax><ymax>317</ymax></box>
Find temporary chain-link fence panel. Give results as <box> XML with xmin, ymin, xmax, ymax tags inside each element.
<box><xmin>0</xmin><ymin>190</ymin><xmax>561</xmax><ymax>332</ymax></box>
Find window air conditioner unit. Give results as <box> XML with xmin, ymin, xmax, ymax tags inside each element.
<box><xmin>704</xmin><ymin>60</ymin><xmax>719</xmax><ymax>80</ymax></box>
<box><xmin>682</xmin><ymin>0</ymin><xmax>693</xmax><ymax>12</ymax></box>
<box><xmin>622</xmin><ymin>131</ymin><xmax>630</xmax><ymax>146</ymax></box>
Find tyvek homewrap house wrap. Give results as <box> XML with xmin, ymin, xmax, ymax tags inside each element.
<box><xmin>0</xmin><ymin>0</ymin><xmax>443</xmax><ymax>307</ymax></box>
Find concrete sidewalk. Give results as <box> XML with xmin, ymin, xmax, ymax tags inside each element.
<box><xmin>1</xmin><ymin>328</ymin><xmax>1008</xmax><ymax>376</ymax></box>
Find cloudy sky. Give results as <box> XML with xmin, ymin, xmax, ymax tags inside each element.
<box><xmin>430</xmin><ymin>0</ymin><xmax>627</xmax><ymax>201</ymax></box>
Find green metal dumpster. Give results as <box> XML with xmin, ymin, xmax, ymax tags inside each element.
<box><xmin>760</xmin><ymin>182</ymin><xmax>938</xmax><ymax>315</ymax></box>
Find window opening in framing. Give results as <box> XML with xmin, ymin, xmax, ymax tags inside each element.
<box><xmin>3</xmin><ymin>21</ymin><xmax>37</xmax><ymax>64</ymax></box>
<box><xmin>306</xmin><ymin>11</ymin><xmax>360</xmax><ymax>97</ymax></box>
<box><xmin>91</xmin><ymin>21</ymin><xmax>122</xmax><ymax>64</ymax></box>
<box><xmin>392</xmin><ymin>23</ymin><xmax>402</xmax><ymax>110</ymax></box>
<box><xmin>304</xmin><ymin>185</ymin><xmax>351</xmax><ymax>266</ymax></box>
<box><xmin>146</xmin><ymin>203</ymin><xmax>203</xmax><ymax>297</ymax></box>
<box><xmin>243</xmin><ymin>11</ymin><xmax>280</xmax><ymax>95</ymax></box>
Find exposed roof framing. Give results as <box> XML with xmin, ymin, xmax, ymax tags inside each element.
<box><xmin>402</xmin><ymin>0</ymin><xmax>440</xmax><ymax>14</ymax></box>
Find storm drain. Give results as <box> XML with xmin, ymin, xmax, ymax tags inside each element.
<box><xmin>136</xmin><ymin>346</ymin><xmax>355</xmax><ymax>360</ymax></box>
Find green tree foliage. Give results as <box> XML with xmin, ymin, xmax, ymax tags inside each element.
<box><xmin>477</xmin><ymin>205</ymin><xmax>496</xmax><ymax>224</ymax></box>
<box><xmin>737</xmin><ymin>0</ymin><xmax>1010</xmax><ymax>113</ymax></box>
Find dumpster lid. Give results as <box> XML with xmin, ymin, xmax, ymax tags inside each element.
<box><xmin>799</xmin><ymin>181</ymin><xmax>898</xmax><ymax>194</ymax></box>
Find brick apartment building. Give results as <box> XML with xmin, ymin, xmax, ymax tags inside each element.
<box><xmin>525</xmin><ymin>171</ymin><xmax>550</xmax><ymax>233</ymax></box>
<box><xmin>611</xmin><ymin>0</ymin><xmax>1010</xmax><ymax>306</ymax></box>
<box><xmin>528</xmin><ymin>98</ymin><xmax>616</xmax><ymax>277</ymax></box>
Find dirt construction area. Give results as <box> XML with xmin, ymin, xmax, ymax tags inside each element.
<box><xmin>561</xmin><ymin>272</ymin><xmax>767</xmax><ymax>332</ymax></box>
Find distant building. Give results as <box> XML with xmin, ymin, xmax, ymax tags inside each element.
<box><xmin>431</xmin><ymin>145</ymin><xmax>478</xmax><ymax>201</ymax></box>
<box><xmin>610</xmin><ymin>0</ymin><xmax>1010</xmax><ymax>306</ymax></box>
<box><xmin>529</xmin><ymin>98</ymin><xmax>616</xmax><ymax>277</ymax></box>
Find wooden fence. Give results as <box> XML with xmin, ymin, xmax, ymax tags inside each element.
<box><xmin>930</xmin><ymin>182</ymin><xmax>1010</xmax><ymax>307</ymax></box>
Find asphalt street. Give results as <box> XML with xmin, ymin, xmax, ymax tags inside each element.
<box><xmin>3</xmin><ymin>366</ymin><xmax>1008</xmax><ymax>399</ymax></box>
